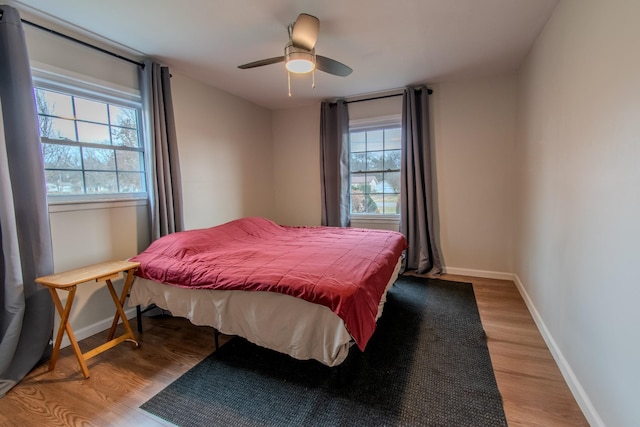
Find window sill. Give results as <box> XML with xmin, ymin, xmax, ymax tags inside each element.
<box><xmin>350</xmin><ymin>215</ymin><xmax>400</xmax><ymax>232</ymax></box>
<box><xmin>350</xmin><ymin>215</ymin><xmax>400</xmax><ymax>222</ymax></box>
<box><xmin>48</xmin><ymin>197</ymin><xmax>148</xmax><ymax>213</ymax></box>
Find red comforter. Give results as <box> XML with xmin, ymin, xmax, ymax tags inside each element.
<box><xmin>131</xmin><ymin>217</ymin><xmax>407</xmax><ymax>350</ymax></box>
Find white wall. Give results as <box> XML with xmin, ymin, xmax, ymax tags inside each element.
<box><xmin>431</xmin><ymin>76</ymin><xmax>517</xmax><ymax>275</ymax></box>
<box><xmin>514</xmin><ymin>1</ymin><xmax>640</xmax><ymax>425</ymax></box>
<box><xmin>348</xmin><ymin>95</ymin><xmax>402</xmax><ymax>121</ymax></box>
<box><xmin>272</xmin><ymin>104</ymin><xmax>321</xmax><ymax>226</ymax></box>
<box><xmin>171</xmin><ymin>72</ymin><xmax>274</xmax><ymax>229</ymax></box>
<box><xmin>23</xmin><ymin>15</ymin><xmax>139</xmax><ymax>91</ymax></box>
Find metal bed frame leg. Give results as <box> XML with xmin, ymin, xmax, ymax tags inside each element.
<box><xmin>214</xmin><ymin>329</ymin><xmax>220</xmax><ymax>357</ymax></box>
<box><xmin>136</xmin><ymin>305</ymin><xmax>142</xmax><ymax>333</ymax></box>
<box><xmin>136</xmin><ymin>304</ymin><xmax>167</xmax><ymax>333</ymax></box>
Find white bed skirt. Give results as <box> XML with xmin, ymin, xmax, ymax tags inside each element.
<box><xmin>129</xmin><ymin>258</ymin><xmax>402</xmax><ymax>367</ymax></box>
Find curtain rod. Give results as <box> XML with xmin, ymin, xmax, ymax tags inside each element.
<box><xmin>345</xmin><ymin>88</ymin><xmax>433</xmax><ymax>104</ymax></box>
<box><xmin>20</xmin><ymin>19</ymin><xmax>145</xmax><ymax>69</ymax></box>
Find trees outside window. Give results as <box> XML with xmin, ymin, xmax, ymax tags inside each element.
<box><xmin>35</xmin><ymin>87</ymin><xmax>145</xmax><ymax>198</ymax></box>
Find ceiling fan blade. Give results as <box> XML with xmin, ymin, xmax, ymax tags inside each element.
<box><xmin>316</xmin><ymin>55</ymin><xmax>353</xmax><ymax>77</ymax></box>
<box><xmin>291</xmin><ymin>13</ymin><xmax>319</xmax><ymax>50</ymax></box>
<box><xmin>238</xmin><ymin>56</ymin><xmax>285</xmax><ymax>69</ymax></box>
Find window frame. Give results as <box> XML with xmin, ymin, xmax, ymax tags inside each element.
<box><xmin>349</xmin><ymin>115</ymin><xmax>402</xmax><ymax>219</ymax></box>
<box><xmin>32</xmin><ymin>64</ymin><xmax>148</xmax><ymax>205</ymax></box>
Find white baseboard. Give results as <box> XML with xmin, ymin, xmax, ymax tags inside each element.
<box><xmin>442</xmin><ymin>266</ymin><xmax>515</xmax><ymax>282</ymax></box>
<box><xmin>57</xmin><ymin>307</ymin><xmax>137</xmax><ymax>349</ymax></box>
<box><xmin>442</xmin><ymin>266</ymin><xmax>603</xmax><ymax>426</ymax></box>
<box><xmin>512</xmin><ymin>274</ymin><xmax>604</xmax><ymax>427</ymax></box>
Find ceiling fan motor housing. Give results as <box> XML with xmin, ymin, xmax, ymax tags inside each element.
<box><xmin>284</xmin><ymin>42</ymin><xmax>316</xmax><ymax>73</ymax></box>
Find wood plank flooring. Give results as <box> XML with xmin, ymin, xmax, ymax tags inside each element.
<box><xmin>0</xmin><ymin>274</ymin><xmax>589</xmax><ymax>426</ymax></box>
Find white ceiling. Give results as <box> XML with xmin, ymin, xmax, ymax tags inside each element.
<box><xmin>11</xmin><ymin>0</ymin><xmax>558</xmax><ymax>110</ymax></box>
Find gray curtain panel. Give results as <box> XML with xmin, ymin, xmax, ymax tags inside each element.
<box><xmin>0</xmin><ymin>5</ymin><xmax>55</xmax><ymax>397</ymax></box>
<box><xmin>140</xmin><ymin>61</ymin><xmax>184</xmax><ymax>240</ymax></box>
<box><xmin>400</xmin><ymin>87</ymin><xmax>442</xmax><ymax>274</ymax></box>
<box><xmin>320</xmin><ymin>100</ymin><xmax>350</xmax><ymax>227</ymax></box>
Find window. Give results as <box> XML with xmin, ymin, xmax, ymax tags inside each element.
<box><xmin>350</xmin><ymin>120</ymin><xmax>401</xmax><ymax>215</ymax></box>
<box><xmin>34</xmin><ymin>83</ymin><xmax>145</xmax><ymax>200</ymax></box>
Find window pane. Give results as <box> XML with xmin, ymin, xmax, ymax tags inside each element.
<box><xmin>36</xmin><ymin>89</ymin><xmax>74</xmax><ymax>118</ymax></box>
<box><xmin>350</xmin><ymin>173</ymin><xmax>366</xmax><ymax>193</ymax></box>
<box><xmin>77</xmin><ymin>122</ymin><xmax>110</xmax><ymax>144</ymax></box>
<box><xmin>376</xmin><ymin>176</ymin><xmax>392</xmax><ymax>193</ymax></box>
<box><xmin>383</xmin><ymin>149</ymin><xmax>401</xmax><ymax>170</ymax></box>
<box><xmin>38</xmin><ymin>115</ymin><xmax>55</xmax><ymax>139</ymax></box>
<box><xmin>116</xmin><ymin>150</ymin><xmax>143</xmax><ymax>171</ymax></box>
<box><xmin>85</xmin><ymin>171</ymin><xmax>117</xmax><ymax>193</ymax></box>
<box><xmin>83</xmin><ymin>147</ymin><xmax>115</xmax><ymax>170</ymax></box>
<box><xmin>383</xmin><ymin>194</ymin><xmax>400</xmax><ymax>214</ymax></box>
<box><xmin>350</xmin><ymin>131</ymin><xmax>366</xmax><ymax>152</ymax></box>
<box><xmin>367</xmin><ymin>173</ymin><xmax>383</xmax><ymax>193</ymax></box>
<box><xmin>111</xmin><ymin>126</ymin><xmax>139</xmax><ymax>147</ymax></box>
<box><xmin>37</xmin><ymin>83</ymin><xmax>146</xmax><ymax>199</ymax></box>
<box><xmin>384</xmin><ymin>171</ymin><xmax>401</xmax><ymax>193</ymax></box>
<box><xmin>350</xmin><ymin>152</ymin><xmax>366</xmax><ymax>172</ymax></box>
<box><xmin>367</xmin><ymin>129</ymin><xmax>383</xmax><ymax>151</ymax></box>
<box><xmin>385</xmin><ymin>128</ymin><xmax>401</xmax><ymax>150</ymax></box>
<box><xmin>45</xmin><ymin>170</ymin><xmax>84</xmax><ymax>195</ymax></box>
<box><xmin>109</xmin><ymin>105</ymin><xmax>137</xmax><ymax>128</ymax></box>
<box><xmin>368</xmin><ymin>194</ymin><xmax>382</xmax><ymax>214</ymax></box>
<box><xmin>366</xmin><ymin>151</ymin><xmax>383</xmax><ymax>171</ymax></box>
<box><xmin>42</xmin><ymin>143</ymin><xmax>81</xmax><ymax>169</ymax></box>
<box><xmin>44</xmin><ymin>117</ymin><xmax>77</xmax><ymax>141</ymax></box>
<box><xmin>351</xmin><ymin>195</ymin><xmax>364</xmax><ymax>213</ymax></box>
<box><xmin>118</xmin><ymin>172</ymin><xmax>145</xmax><ymax>193</ymax></box>
<box><xmin>349</xmin><ymin>123</ymin><xmax>401</xmax><ymax>216</ymax></box>
<box><xmin>351</xmin><ymin>194</ymin><xmax>379</xmax><ymax>214</ymax></box>
<box><xmin>75</xmin><ymin>97</ymin><xmax>108</xmax><ymax>123</ymax></box>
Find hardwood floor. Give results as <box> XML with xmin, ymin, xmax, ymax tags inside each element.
<box><xmin>0</xmin><ymin>275</ymin><xmax>589</xmax><ymax>426</ymax></box>
<box><xmin>460</xmin><ymin>275</ymin><xmax>589</xmax><ymax>427</ymax></box>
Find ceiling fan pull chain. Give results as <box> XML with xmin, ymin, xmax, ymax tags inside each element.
<box><xmin>288</xmin><ymin>70</ymin><xmax>292</xmax><ymax>97</ymax></box>
<box><xmin>312</xmin><ymin>69</ymin><xmax>315</xmax><ymax>89</ymax></box>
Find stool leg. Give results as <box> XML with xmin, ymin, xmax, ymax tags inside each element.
<box><xmin>107</xmin><ymin>268</ymin><xmax>137</xmax><ymax>341</ymax></box>
<box><xmin>105</xmin><ymin>279</ymin><xmax>138</xmax><ymax>348</ymax></box>
<box><xmin>49</xmin><ymin>287</ymin><xmax>91</xmax><ymax>378</ymax></box>
<box><xmin>48</xmin><ymin>288</ymin><xmax>68</xmax><ymax>372</ymax></box>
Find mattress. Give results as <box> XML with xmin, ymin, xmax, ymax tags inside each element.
<box><xmin>129</xmin><ymin>257</ymin><xmax>402</xmax><ymax>367</ymax></box>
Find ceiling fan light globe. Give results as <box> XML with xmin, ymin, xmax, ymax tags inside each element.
<box><xmin>286</xmin><ymin>57</ymin><xmax>315</xmax><ymax>73</ymax></box>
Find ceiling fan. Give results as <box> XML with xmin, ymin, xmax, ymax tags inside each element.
<box><xmin>238</xmin><ymin>13</ymin><xmax>352</xmax><ymax>93</ymax></box>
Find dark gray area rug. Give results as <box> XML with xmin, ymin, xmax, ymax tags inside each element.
<box><xmin>141</xmin><ymin>276</ymin><xmax>507</xmax><ymax>426</ymax></box>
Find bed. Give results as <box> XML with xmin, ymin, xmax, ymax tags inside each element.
<box><xmin>128</xmin><ymin>217</ymin><xmax>407</xmax><ymax>367</ymax></box>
